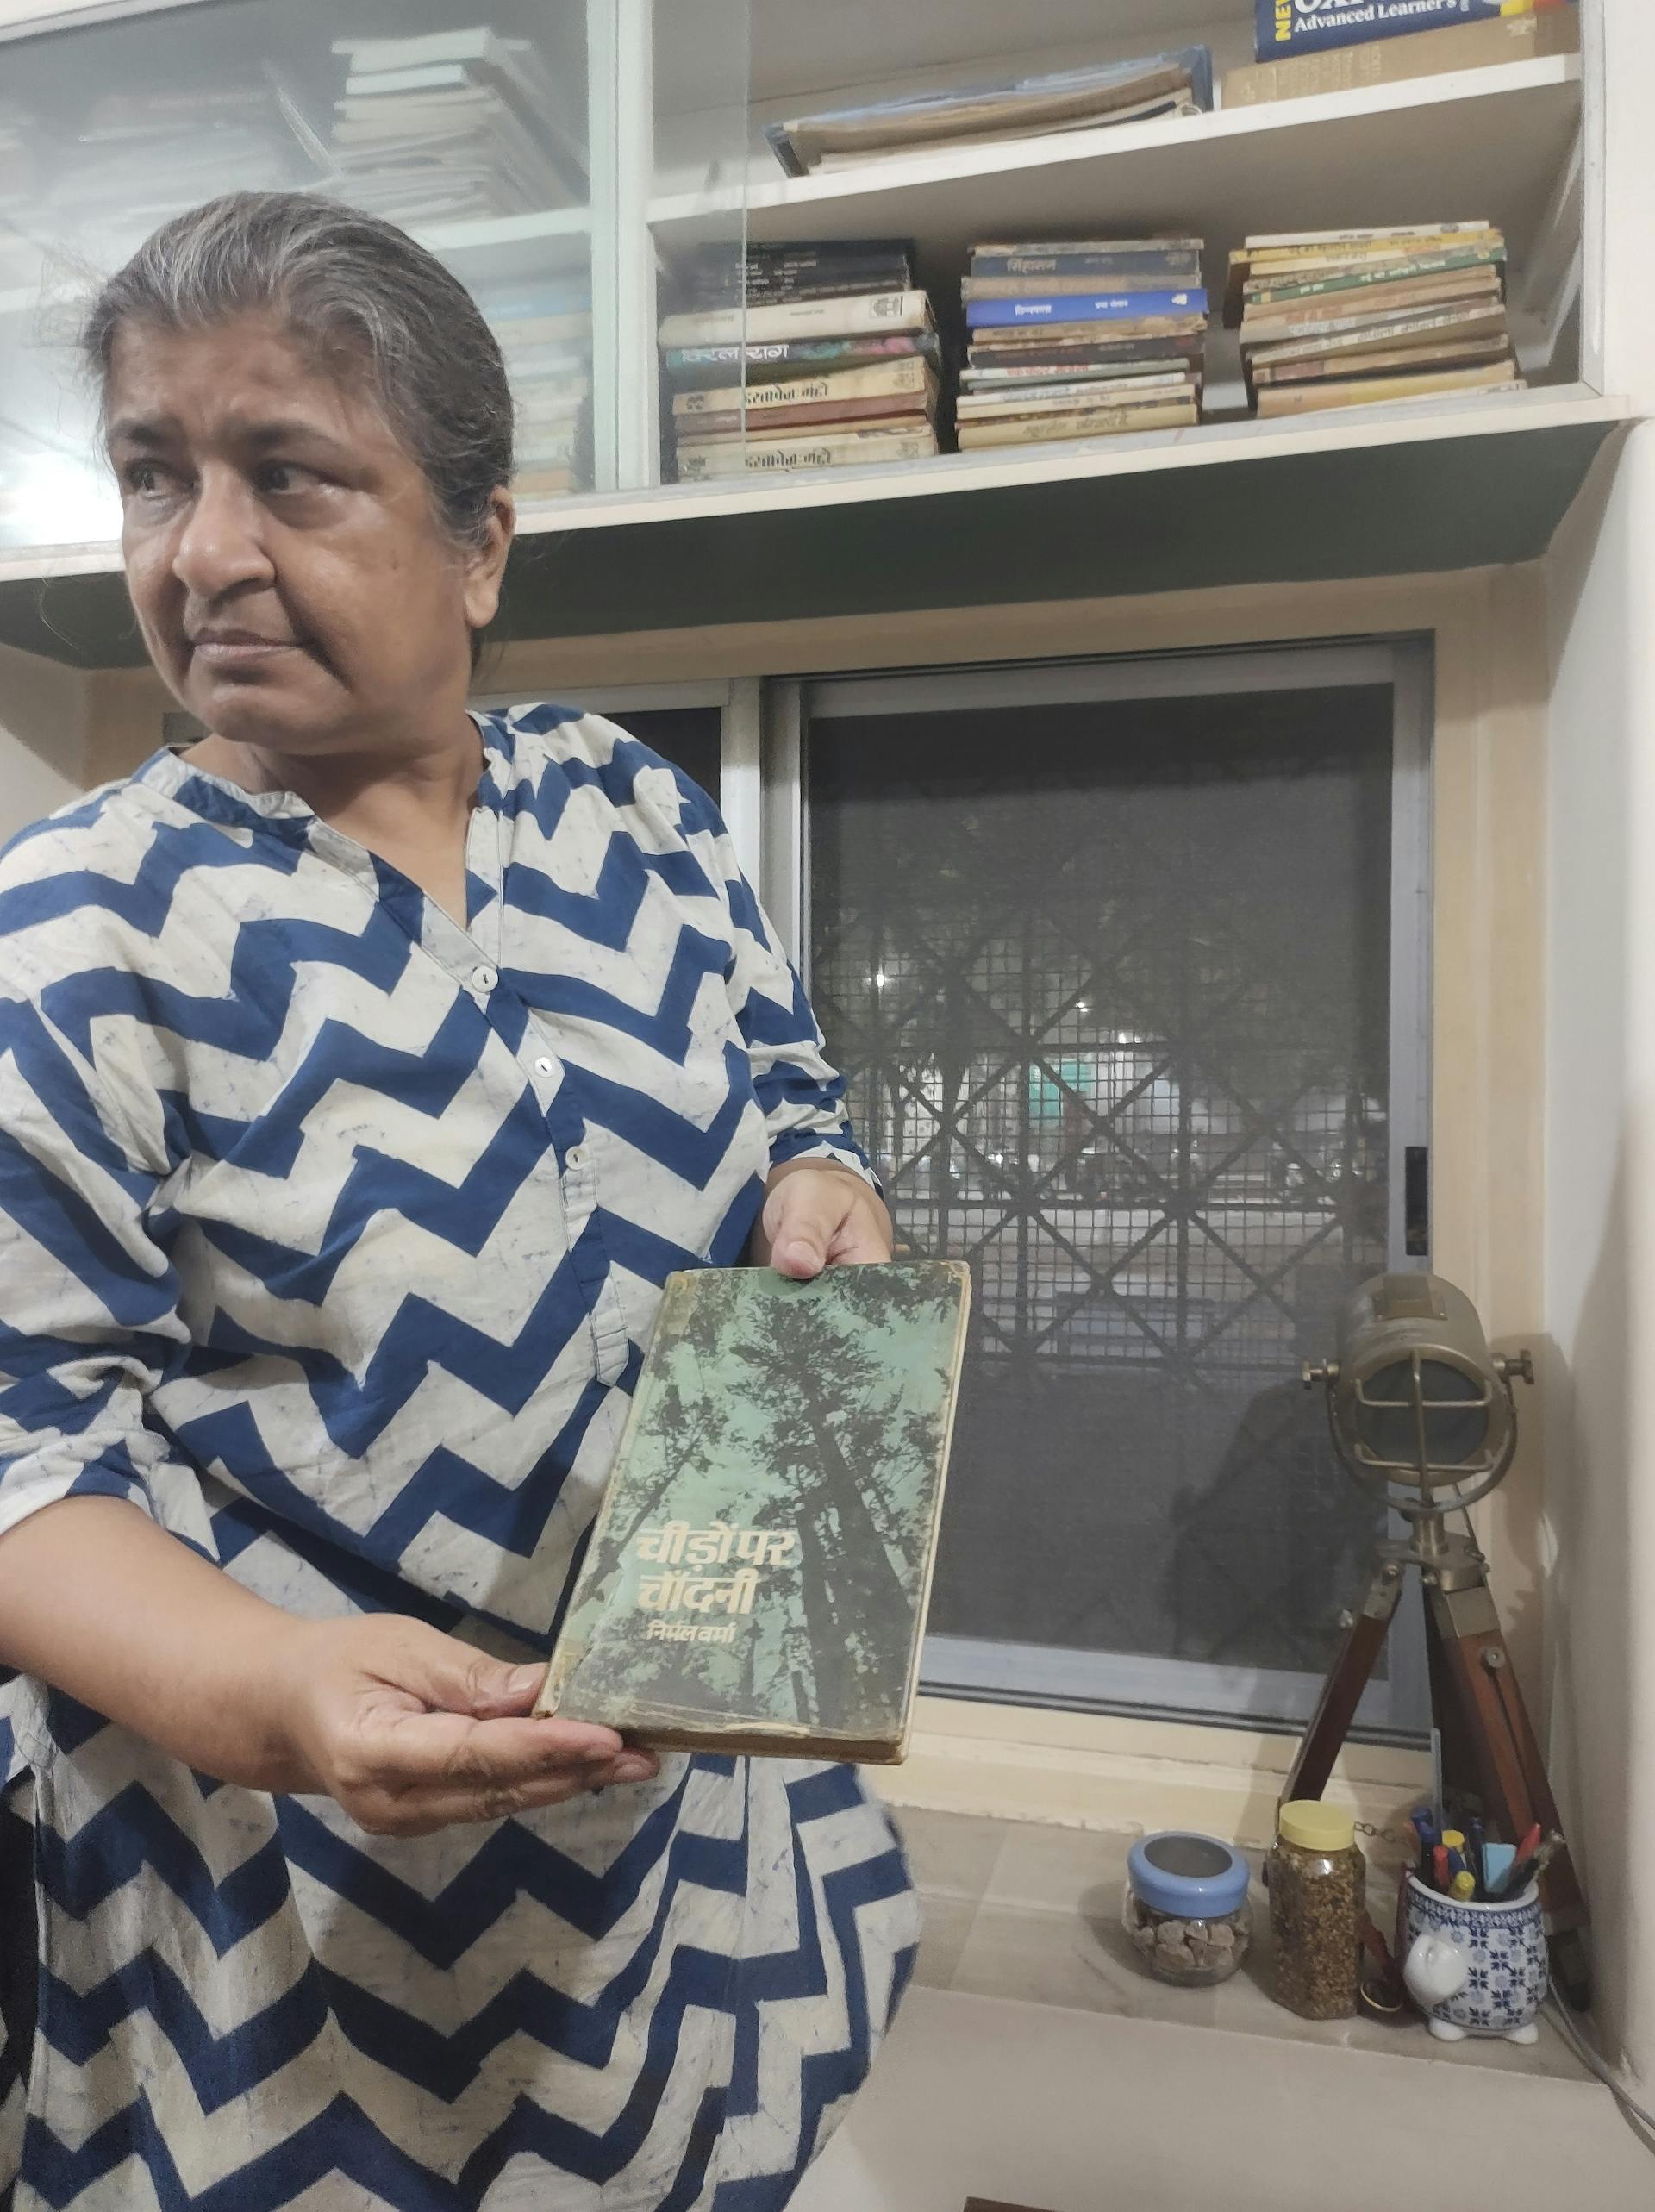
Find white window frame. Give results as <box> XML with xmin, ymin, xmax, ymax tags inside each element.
<box><xmin>778</xmin><ymin>638</ymin><xmax>1434</xmax><ymax>1740</ymax></box>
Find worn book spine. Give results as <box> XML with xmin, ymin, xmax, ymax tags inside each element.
<box><xmin>1242</xmin><ymin>297</ymin><xmax>1507</xmax><ymax>351</ymax></box>
<box><xmin>1254</xmin><ymin>0</ymin><xmax>1565</xmax><ymax>62</ymax></box>
<box><xmin>662</xmin><ymin>334</ymin><xmax>938</xmax><ymax>382</ymax></box>
<box><xmin>676</xmin><ymin>428</ymin><xmax>939</xmax><ymax>478</ymax></box>
<box><xmin>659</xmin><ymin>290</ymin><xmax>932</xmax><ymax>347</ymax></box>
<box><xmin>962</xmin><ymin>356</ymin><xmax>1196</xmax><ymax>384</ymax></box>
<box><xmin>964</xmin><ymin>270</ymin><xmax>1207</xmax><ymax>300</ymax></box>
<box><xmin>675</xmin><ymin>397</ymin><xmax>933</xmax><ymax>440</ymax></box>
<box><xmin>1244</xmin><ymin>247</ymin><xmax>1506</xmax><ymax>306</ymax></box>
<box><xmin>1227</xmin><ymin>7</ymin><xmax>1575</xmax><ymax>101</ymax></box>
<box><xmin>1245</xmin><ymin>220</ymin><xmax>1493</xmax><ymax>250</ymax></box>
<box><xmin>968</xmin><ymin>334</ymin><xmax>1205</xmax><ymax>367</ymax></box>
<box><xmin>1239</xmin><ymin>272</ymin><xmax>1501</xmax><ymax>335</ymax></box>
<box><xmin>673</xmin><ymin>357</ymin><xmax>933</xmax><ymax>415</ymax></box>
<box><xmin>959</xmin><ymin>368</ymin><xmax>1196</xmax><ymax>399</ymax></box>
<box><xmin>1252</xmin><ymin>332</ymin><xmax>1510</xmax><ymax>383</ymax></box>
<box><xmin>957</xmin><ymin>379</ymin><xmax>1195</xmax><ymax>418</ymax></box>
<box><xmin>1256</xmin><ymin>360</ymin><xmax>1520</xmax><ymax>412</ymax></box>
<box><xmin>957</xmin><ymin>401</ymin><xmax>1197</xmax><ymax>447</ymax></box>
<box><xmin>968</xmin><ymin>248</ymin><xmax>1202</xmax><ymax>283</ymax></box>
<box><xmin>966</xmin><ymin>288</ymin><xmax>1207</xmax><ymax>328</ymax></box>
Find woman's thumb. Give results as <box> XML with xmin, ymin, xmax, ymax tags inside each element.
<box><xmin>410</xmin><ymin>1634</ymin><xmax>547</xmax><ymax>1718</ymax></box>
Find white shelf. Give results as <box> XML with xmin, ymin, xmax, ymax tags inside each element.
<box><xmin>1</xmin><ymin>384</ymin><xmax>1627</xmax><ymax>664</ymax></box>
<box><xmin>650</xmin><ymin>55</ymin><xmax>1582</xmax><ymax>285</ymax></box>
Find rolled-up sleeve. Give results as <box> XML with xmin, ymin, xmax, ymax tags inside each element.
<box><xmin>0</xmin><ymin>994</ymin><xmax>194</xmax><ymax>1543</ymax></box>
<box><xmin>662</xmin><ymin>765</ymin><xmax>878</xmax><ymax>1191</ymax></box>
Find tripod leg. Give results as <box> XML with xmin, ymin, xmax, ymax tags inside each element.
<box><xmin>1283</xmin><ymin>1561</ymin><xmax>1405</xmax><ymax>1809</ymax></box>
<box><xmin>1427</xmin><ymin>1579</ymin><xmax>1592</xmax><ymax>2009</ymax></box>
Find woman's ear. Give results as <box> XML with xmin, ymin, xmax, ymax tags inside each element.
<box><xmin>463</xmin><ymin>486</ymin><xmax>515</xmax><ymax>631</ymax></box>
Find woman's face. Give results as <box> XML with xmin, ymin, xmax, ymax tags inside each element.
<box><xmin>106</xmin><ymin>311</ymin><xmax>511</xmax><ymax>756</ymax></box>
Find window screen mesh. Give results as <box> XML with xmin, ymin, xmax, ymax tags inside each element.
<box><xmin>808</xmin><ymin>685</ymin><xmax>1396</xmax><ymax>1696</ymax></box>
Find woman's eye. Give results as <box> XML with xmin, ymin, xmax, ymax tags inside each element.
<box><xmin>258</xmin><ymin>460</ymin><xmax>316</xmax><ymax>494</ymax></box>
<box><xmin>123</xmin><ymin>460</ymin><xmax>166</xmax><ymax>495</ymax></box>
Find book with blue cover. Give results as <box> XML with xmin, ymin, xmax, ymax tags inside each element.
<box><xmin>967</xmin><ymin>290</ymin><xmax>1208</xmax><ymax>329</ymax></box>
<box><xmin>1254</xmin><ymin>0</ymin><xmax>1573</xmax><ymax>61</ymax></box>
<box><xmin>534</xmin><ymin>1261</ymin><xmax>971</xmax><ymax>1762</ymax></box>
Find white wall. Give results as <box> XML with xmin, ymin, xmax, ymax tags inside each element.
<box><xmin>1544</xmin><ymin>420</ymin><xmax>1655</xmax><ymax>2104</ymax></box>
<box><xmin>0</xmin><ymin>640</ymin><xmax>91</xmax><ymax>842</ymax></box>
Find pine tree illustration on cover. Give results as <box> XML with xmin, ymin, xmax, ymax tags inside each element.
<box><xmin>535</xmin><ymin>1259</ymin><xmax>971</xmax><ymax>1760</ymax></box>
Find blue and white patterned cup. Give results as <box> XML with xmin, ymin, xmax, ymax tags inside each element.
<box><xmin>1402</xmin><ymin>1872</ymin><xmax>1547</xmax><ymax>2043</ymax></box>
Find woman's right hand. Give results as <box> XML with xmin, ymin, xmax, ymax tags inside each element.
<box><xmin>269</xmin><ymin>1613</ymin><xmax>659</xmax><ymax>1837</ymax></box>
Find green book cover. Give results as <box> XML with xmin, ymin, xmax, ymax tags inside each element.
<box><xmin>535</xmin><ymin>1260</ymin><xmax>971</xmax><ymax>1761</ymax></box>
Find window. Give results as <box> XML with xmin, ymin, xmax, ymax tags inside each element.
<box><xmin>799</xmin><ymin>645</ymin><xmax>1431</xmax><ymax>1735</ymax></box>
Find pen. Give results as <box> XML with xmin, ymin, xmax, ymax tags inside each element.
<box><xmin>1411</xmin><ymin>1809</ymin><xmax>1436</xmax><ymax>1876</ymax></box>
<box><xmin>1468</xmin><ymin>1819</ymin><xmax>1486</xmax><ymax>1896</ymax></box>
<box><xmin>1433</xmin><ymin>1845</ymin><xmax>1452</xmax><ymax>1894</ymax></box>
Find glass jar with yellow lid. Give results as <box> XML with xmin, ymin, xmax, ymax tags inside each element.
<box><xmin>1267</xmin><ymin>1800</ymin><xmax>1365</xmax><ymax>2019</ymax></box>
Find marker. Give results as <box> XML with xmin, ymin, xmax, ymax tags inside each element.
<box><xmin>1468</xmin><ymin>1820</ymin><xmax>1487</xmax><ymax>1898</ymax></box>
<box><xmin>1451</xmin><ymin>1871</ymin><xmax>1477</xmax><ymax>1902</ymax></box>
<box><xmin>1441</xmin><ymin>1829</ymin><xmax>1466</xmax><ymax>1853</ymax></box>
<box><xmin>1433</xmin><ymin>1845</ymin><xmax>1452</xmax><ymax>1894</ymax></box>
<box><xmin>1410</xmin><ymin>1809</ymin><xmax>1437</xmax><ymax>1875</ymax></box>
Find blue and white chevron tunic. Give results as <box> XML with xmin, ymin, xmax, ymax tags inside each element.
<box><xmin>0</xmin><ymin>704</ymin><xmax>918</xmax><ymax>2211</ymax></box>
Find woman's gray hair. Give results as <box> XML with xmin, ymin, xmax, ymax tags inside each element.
<box><xmin>80</xmin><ymin>190</ymin><xmax>515</xmax><ymax>555</ymax></box>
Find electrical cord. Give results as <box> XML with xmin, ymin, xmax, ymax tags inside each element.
<box><xmin>1544</xmin><ymin>1997</ymin><xmax>1655</xmax><ymax>2153</ymax></box>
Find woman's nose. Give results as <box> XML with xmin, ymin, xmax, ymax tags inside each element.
<box><xmin>170</xmin><ymin>468</ymin><xmax>274</xmax><ymax>599</ymax></box>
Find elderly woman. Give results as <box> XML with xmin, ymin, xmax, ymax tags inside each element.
<box><xmin>0</xmin><ymin>191</ymin><xmax>916</xmax><ymax>2210</ymax></box>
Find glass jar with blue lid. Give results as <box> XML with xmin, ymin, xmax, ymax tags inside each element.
<box><xmin>1124</xmin><ymin>1832</ymin><xmax>1253</xmax><ymax>1986</ymax></box>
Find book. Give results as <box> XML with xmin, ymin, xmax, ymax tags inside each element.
<box><xmin>1241</xmin><ymin>298</ymin><xmax>1508</xmax><ymax>357</ymax></box>
<box><xmin>959</xmin><ymin>367</ymin><xmax>1197</xmax><ymax>397</ymax></box>
<box><xmin>1251</xmin><ymin>331</ymin><xmax>1511</xmax><ymax>382</ymax></box>
<box><xmin>1226</xmin><ymin>7</ymin><xmax>1577</xmax><ymax>103</ymax></box>
<box><xmin>957</xmin><ymin>400</ymin><xmax>1197</xmax><ymax>447</ymax></box>
<box><xmin>1241</xmin><ymin>246</ymin><xmax>1506</xmax><ymax>308</ymax></box>
<box><xmin>961</xmin><ymin>356</ymin><xmax>1198</xmax><ymax>384</ymax></box>
<box><xmin>1255</xmin><ymin>359</ymin><xmax>1521</xmax><ymax>412</ymax></box>
<box><xmin>1253</xmin><ymin>0</ymin><xmax>1572</xmax><ymax>62</ymax></box>
<box><xmin>675</xmin><ymin>428</ymin><xmax>940</xmax><ymax>478</ymax></box>
<box><xmin>514</xmin><ymin>466</ymin><xmax>577</xmax><ymax>498</ymax></box>
<box><xmin>969</xmin><ymin>242</ymin><xmax>1203</xmax><ymax>282</ymax></box>
<box><xmin>1243</xmin><ymin>221</ymin><xmax>1494</xmax><ymax>249</ymax></box>
<box><xmin>534</xmin><ymin>1262</ymin><xmax>971</xmax><ymax>1759</ymax></box>
<box><xmin>966</xmin><ymin>289</ymin><xmax>1208</xmax><ymax>328</ymax></box>
<box><xmin>658</xmin><ymin>291</ymin><xmax>934</xmax><ymax>348</ymax></box>
<box><xmin>675</xmin><ymin>395</ymin><xmax>934</xmax><ymax>440</ymax></box>
<box><xmin>1239</xmin><ymin>269</ymin><xmax>1502</xmax><ymax>335</ymax></box>
<box><xmin>765</xmin><ymin>50</ymin><xmax>1214</xmax><ymax>177</ymax></box>
<box><xmin>674</xmin><ymin>359</ymin><xmax>936</xmax><ymax>415</ymax></box>
<box><xmin>956</xmin><ymin>380</ymin><xmax>1196</xmax><ymax>418</ymax></box>
<box><xmin>967</xmin><ymin>334</ymin><xmax>1206</xmax><ymax>367</ymax></box>
<box><xmin>662</xmin><ymin>334</ymin><xmax>940</xmax><ymax>383</ymax></box>
<box><xmin>801</xmin><ymin>88</ymin><xmax>1203</xmax><ymax>169</ymax></box>
<box><xmin>965</xmin><ymin>270</ymin><xmax>1211</xmax><ymax>299</ymax></box>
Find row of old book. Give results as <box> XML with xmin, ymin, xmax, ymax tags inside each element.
<box><xmin>657</xmin><ymin>222</ymin><xmax>1521</xmax><ymax>479</ymax></box>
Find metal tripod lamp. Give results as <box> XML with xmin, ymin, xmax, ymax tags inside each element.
<box><xmin>1287</xmin><ymin>1272</ymin><xmax>1589</xmax><ymax>2007</ymax></box>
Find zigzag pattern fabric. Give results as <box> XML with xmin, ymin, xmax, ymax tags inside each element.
<box><xmin>0</xmin><ymin>705</ymin><xmax>917</xmax><ymax>2209</ymax></box>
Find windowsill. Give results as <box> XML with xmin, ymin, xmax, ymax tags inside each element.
<box><xmin>870</xmin><ymin>1695</ymin><xmax>1432</xmax><ymax>1847</ymax></box>
<box><xmin>893</xmin><ymin>1806</ymin><xmax>1589</xmax><ymax>2086</ymax></box>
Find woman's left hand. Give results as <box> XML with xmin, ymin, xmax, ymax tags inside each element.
<box><xmin>756</xmin><ymin>1161</ymin><xmax>893</xmax><ymax>1279</ymax></box>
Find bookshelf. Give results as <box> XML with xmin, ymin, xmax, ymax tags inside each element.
<box><xmin>0</xmin><ymin>0</ymin><xmax>1621</xmax><ymax>664</ymax></box>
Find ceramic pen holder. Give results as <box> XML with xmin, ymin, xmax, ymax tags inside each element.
<box><xmin>1402</xmin><ymin>1871</ymin><xmax>1547</xmax><ymax>2043</ymax></box>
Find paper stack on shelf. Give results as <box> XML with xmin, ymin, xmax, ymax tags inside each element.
<box><xmin>765</xmin><ymin>48</ymin><xmax>1213</xmax><ymax>177</ymax></box>
<box><xmin>329</xmin><ymin>27</ymin><xmax>585</xmax><ymax>224</ymax></box>
<box><xmin>475</xmin><ymin>277</ymin><xmax>594</xmax><ymax>501</ymax></box>
<box><xmin>37</xmin><ymin>73</ymin><xmax>327</xmax><ymax>259</ymax></box>
<box><xmin>958</xmin><ymin>240</ymin><xmax>1207</xmax><ymax>449</ymax></box>
<box><xmin>1229</xmin><ymin>222</ymin><xmax>1522</xmax><ymax>417</ymax></box>
<box><xmin>659</xmin><ymin>241</ymin><xmax>940</xmax><ymax>483</ymax></box>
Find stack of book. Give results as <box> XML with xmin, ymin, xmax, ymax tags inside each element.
<box><xmin>328</xmin><ymin>28</ymin><xmax>584</xmax><ymax>225</ymax></box>
<box><xmin>765</xmin><ymin>48</ymin><xmax>1213</xmax><ymax>176</ymax></box>
<box><xmin>659</xmin><ymin>241</ymin><xmax>940</xmax><ymax>483</ymax></box>
<box><xmin>1229</xmin><ymin>223</ymin><xmax>1521</xmax><ymax>418</ymax></box>
<box><xmin>958</xmin><ymin>240</ymin><xmax>1207</xmax><ymax>449</ymax></box>
<box><xmin>475</xmin><ymin>278</ymin><xmax>594</xmax><ymax>501</ymax></box>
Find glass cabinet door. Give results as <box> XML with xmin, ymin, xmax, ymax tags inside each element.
<box><xmin>0</xmin><ymin>0</ymin><xmax>748</xmax><ymax>555</ymax></box>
